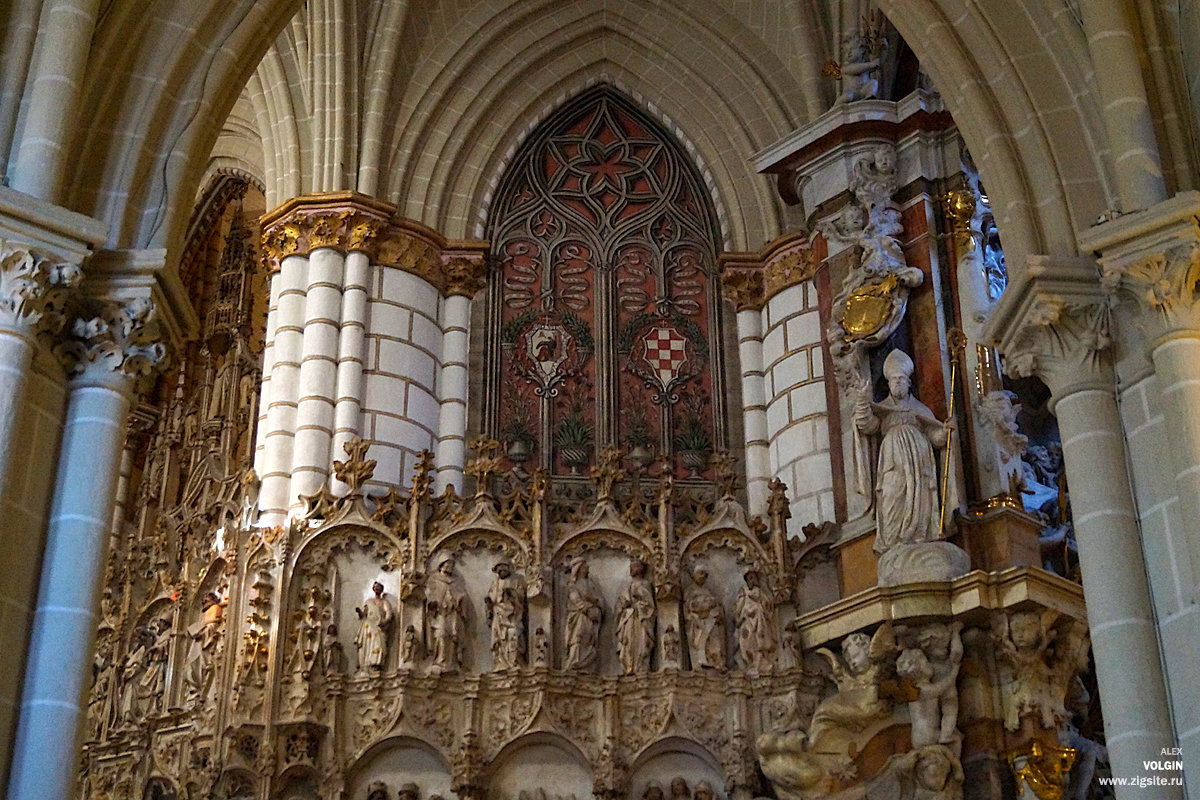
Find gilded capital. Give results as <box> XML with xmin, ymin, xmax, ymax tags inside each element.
<box><xmin>0</xmin><ymin>238</ymin><xmax>83</xmax><ymax>332</ymax></box>
<box><xmin>260</xmin><ymin>192</ymin><xmax>489</xmax><ymax>297</ymax></box>
<box><xmin>720</xmin><ymin>266</ymin><xmax>765</xmax><ymax>312</ymax></box>
<box><xmin>764</xmin><ymin>245</ymin><xmax>818</xmax><ymax>302</ymax></box>
<box><xmin>442</xmin><ymin>255</ymin><xmax>487</xmax><ymax>298</ymax></box>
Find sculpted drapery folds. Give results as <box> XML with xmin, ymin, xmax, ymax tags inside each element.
<box><xmin>735</xmin><ymin>569</ymin><xmax>776</xmax><ymax>673</ymax></box>
<box><xmin>354</xmin><ymin>581</ymin><xmax>393</xmax><ymax>673</ymax></box>
<box><xmin>684</xmin><ymin>566</ymin><xmax>726</xmax><ymax>669</ymax></box>
<box><xmin>854</xmin><ymin>349</ymin><xmax>953</xmax><ymax>554</ymax></box>
<box><xmin>183</xmin><ymin>591</ymin><xmax>227</xmax><ymax>703</ymax></box>
<box><xmin>564</xmin><ymin>559</ymin><xmax>604</xmax><ymax>671</ymax></box>
<box><xmin>426</xmin><ymin>554</ymin><xmax>470</xmax><ymax>673</ymax></box>
<box><xmin>486</xmin><ymin>560</ymin><xmax>527</xmax><ymax>670</ymax></box>
<box><xmin>615</xmin><ymin>559</ymin><xmax>656</xmax><ymax>674</ymax></box>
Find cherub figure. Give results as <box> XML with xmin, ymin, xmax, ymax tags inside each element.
<box><xmin>808</xmin><ymin>624</ymin><xmax>896</xmax><ymax>747</ymax></box>
<box><xmin>835</xmin><ymin>31</ymin><xmax>881</xmax><ymax>104</ymax></box>
<box><xmin>897</xmin><ymin>621</ymin><xmax>963</xmax><ymax>748</ymax></box>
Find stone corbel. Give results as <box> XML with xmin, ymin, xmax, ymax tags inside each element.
<box><xmin>983</xmin><ymin>255</ymin><xmax>1114</xmax><ymax>404</ymax></box>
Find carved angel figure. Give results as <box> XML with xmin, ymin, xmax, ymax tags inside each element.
<box><xmin>564</xmin><ymin>559</ymin><xmax>604</xmax><ymax>671</ymax></box>
<box><xmin>808</xmin><ymin>624</ymin><xmax>895</xmax><ymax>747</ymax></box>
<box><xmin>836</xmin><ymin>32</ymin><xmax>881</xmax><ymax>104</ymax></box>
<box><xmin>735</xmin><ymin>569</ymin><xmax>777</xmax><ymax>673</ymax></box>
<box><xmin>486</xmin><ymin>559</ymin><xmax>526</xmax><ymax>670</ymax></box>
<box><xmin>354</xmin><ymin>581</ymin><xmax>393</xmax><ymax>673</ymax></box>
<box><xmin>616</xmin><ymin>558</ymin><xmax>656</xmax><ymax>673</ymax></box>
<box><xmin>685</xmin><ymin>566</ymin><xmax>726</xmax><ymax>669</ymax></box>
<box><xmin>992</xmin><ymin>609</ymin><xmax>1087</xmax><ymax>732</ymax></box>
<box><xmin>855</xmin><ymin>349</ymin><xmax>954</xmax><ymax>554</ymax></box>
<box><xmin>426</xmin><ymin>554</ymin><xmax>469</xmax><ymax>672</ymax></box>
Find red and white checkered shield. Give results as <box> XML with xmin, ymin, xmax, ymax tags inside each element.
<box><xmin>638</xmin><ymin>323</ymin><xmax>691</xmax><ymax>389</ymax></box>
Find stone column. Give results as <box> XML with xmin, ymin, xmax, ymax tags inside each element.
<box><xmin>720</xmin><ymin>261</ymin><xmax>770</xmax><ymax>518</ymax></box>
<box><xmin>1077</xmin><ymin>0</ymin><xmax>1167</xmax><ymax>213</ymax></box>
<box><xmin>434</xmin><ymin>256</ymin><xmax>485</xmax><ymax>495</ymax></box>
<box><xmin>330</xmin><ymin>250</ymin><xmax>370</xmax><ymax>483</ymax></box>
<box><xmin>987</xmin><ymin>255</ymin><xmax>1180</xmax><ymax>800</ymax></box>
<box><xmin>8</xmin><ymin>298</ymin><xmax>168</xmax><ymax>800</ymax></box>
<box><xmin>1082</xmin><ymin>192</ymin><xmax>1200</xmax><ymax>789</ymax></box>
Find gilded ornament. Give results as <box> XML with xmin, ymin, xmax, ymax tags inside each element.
<box><xmin>1005</xmin><ymin>740</ymin><xmax>1076</xmax><ymax>800</ymax></box>
<box><xmin>332</xmin><ymin>436</ymin><xmax>377</xmax><ymax>492</ymax></box>
<box><xmin>944</xmin><ymin>188</ymin><xmax>978</xmax><ymax>251</ymax></box>
<box><xmin>842</xmin><ymin>272</ymin><xmax>900</xmax><ymax>340</ymax></box>
<box><xmin>721</xmin><ymin>267</ymin><xmax>765</xmax><ymax>311</ymax></box>
<box><xmin>443</xmin><ymin>256</ymin><xmax>487</xmax><ymax>297</ymax></box>
<box><xmin>763</xmin><ymin>248</ymin><xmax>818</xmax><ymax>301</ymax></box>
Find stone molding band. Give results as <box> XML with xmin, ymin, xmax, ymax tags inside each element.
<box><xmin>260</xmin><ymin>191</ymin><xmax>489</xmax><ymax>298</ymax></box>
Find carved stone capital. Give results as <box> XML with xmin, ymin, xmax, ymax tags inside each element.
<box><xmin>442</xmin><ymin>253</ymin><xmax>487</xmax><ymax>298</ymax></box>
<box><xmin>55</xmin><ymin>295</ymin><xmax>169</xmax><ymax>381</ymax></box>
<box><xmin>0</xmin><ymin>237</ymin><xmax>83</xmax><ymax>332</ymax></box>
<box><xmin>720</xmin><ymin>264</ymin><xmax>764</xmax><ymax>312</ymax></box>
<box><xmin>985</xmin><ymin>255</ymin><xmax>1114</xmax><ymax>404</ymax></box>
<box><xmin>260</xmin><ymin>192</ymin><xmax>489</xmax><ymax>297</ymax></box>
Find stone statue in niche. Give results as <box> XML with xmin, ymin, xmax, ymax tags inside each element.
<box><xmin>136</xmin><ymin>618</ymin><xmax>172</xmax><ymax>718</ymax></box>
<box><xmin>642</xmin><ymin>782</ymin><xmax>665</xmax><ymax>800</ymax></box>
<box><xmin>685</xmin><ymin>565</ymin><xmax>726</xmax><ymax>669</ymax></box>
<box><xmin>564</xmin><ymin>558</ymin><xmax>604</xmax><ymax>671</ymax></box>
<box><xmin>735</xmin><ymin>569</ymin><xmax>777</xmax><ymax>673</ymax></box>
<box><xmin>426</xmin><ymin>553</ymin><xmax>469</xmax><ymax>673</ymax></box>
<box><xmin>693</xmin><ymin>781</ymin><xmax>718</xmax><ymax>800</ymax></box>
<box><xmin>87</xmin><ymin>632</ymin><xmax>116</xmax><ymax>739</ymax></box>
<box><xmin>397</xmin><ymin>783</ymin><xmax>420</xmax><ymax>800</ymax></box>
<box><xmin>366</xmin><ymin>781</ymin><xmax>389</xmax><ymax>800</ymax></box>
<box><xmin>669</xmin><ymin>777</ymin><xmax>691</xmax><ymax>800</ymax></box>
<box><xmin>615</xmin><ymin>558</ymin><xmax>656</xmax><ymax>673</ymax></box>
<box><xmin>354</xmin><ymin>581</ymin><xmax>393</xmax><ymax>673</ymax></box>
<box><xmin>183</xmin><ymin>591</ymin><xmax>227</xmax><ymax>704</ymax></box>
<box><xmin>485</xmin><ymin>559</ymin><xmax>526</xmax><ymax>670</ymax></box>
<box><xmin>896</xmin><ymin>621</ymin><xmax>963</xmax><ymax>750</ymax></box>
<box><xmin>322</xmin><ymin>623</ymin><xmax>344</xmax><ymax>674</ymax></box>
<box><xmin>400</xmin><ymin>624</ymin><xmax>419</xmax><ymax>667</ymax></box>
<box><xmin>662</xmin><ymin>624</ymin><xmax>680</xmax><ymax>665</ymax></box>
<box><xmin>809</xmin><ymin>624</ymin><xmax>896</xmax><ymax>746</ymax></box>
<box><xmin>855</xmin><ymin>350</ymin><xmax>968</xmax><ymax>585</ymax></box>
<box><xmin>532</xmin><ymin>626</ymin><xmax>550</xmax><ymax>667</ymax></box>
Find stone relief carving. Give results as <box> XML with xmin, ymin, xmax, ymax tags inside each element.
<box><xmin>896</xmin><ymin>621</ymin><xmax>963</xmax><ymax>751</ymax></box>
<box><xmin>564</xmin><ymin>558</ymin><xmax>604</xmax><ymax>672</ymax></box>
<box><xmin>425</xmin><ymin>553</ymin><xmax>469</xmax><ymax>674</ymax></box>
<box><xmin>354</xmin><ymin>580</ymin><xmax>394</xmax><ymax>674</ymax></box>
<box><xmin>684</xmin><ymin>565</ymin><xmax>726</xmax><ymax>670</ymax></box>
<box><xmin>735</xmin><ymin>569</ymin><xmax>777</xmax><ymax>673</ymax></box>
<box><xmin>183</xmin><ymin>590</ymin><xmax>228</xmax><ymax>706</ymax></box>
<box><xmin>615</xmin><ymin>558</ymin><xmax>656</xmax><ymax>673</ymax></box>
<box><xmin>486</xmin><ymin>559</ymin><xmax>527</xmax><ymax>670</ymax></box>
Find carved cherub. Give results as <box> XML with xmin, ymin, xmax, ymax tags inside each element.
<box><xmin>807</xmin><ymin>623</ymin><xmax>896</xmax><ymax>746</ymax></box>
<box><xmin>992</xmin><ymin>609</ymin><xmax>1085</xmax><ymax>731</ymax></box>
<box><xmin>897</xmin><ymin>621</ymin><xmax>963</xmax><ymax>749</ymax></box>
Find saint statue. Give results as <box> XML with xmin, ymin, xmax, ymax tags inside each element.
<box><xmin>735</xmin><ymin>569</ymin><xmax>776</xmax><ymax>673</ymax></box>
<box><xmin>183</xmin><ymin>591</ymin><xmax>227</xmax><ymax>703</ymax></box>
<box><xmin>684</xmin><ymin>566</ymin><xmax>726</xmax><ymax>669</ymax></box>
<box><xmin>854</xmin><ymin>349</ymin><xmax>954</xmax><ymax>555</ymax></box>
<box><xmin>354</xmin><ymin>581</ymin><xmax>393</xmax><ymax>673</ymax></box>
<box><xmin>615</xmin><ymin>558</ymin><xmax>656</xmax><ymax>673</ymax></box>
<box><xmin>564</xmin><ymin>559</ymin><xmax>603</xmax><ymax>671</ymax></box>
<box><xmin>485</xmin><ymin>559</ymin><xmax>526</xmax><ymax>670</ymax></box>
<box><xmin>425</xmin><ymin>553</ymin><xmax>469</xmax><ymax>672</ymax></box>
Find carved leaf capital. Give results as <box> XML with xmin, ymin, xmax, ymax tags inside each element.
<box><xmin>1103</xmin><ymin>240</ymin><xmax>1200</xmax><ymax>341</ymax></box>
<box><xmin>55</xmin><ymin>296</ymin><xmax>169</xmax><ymax>379</ymax></box>
<box><xmin>0</xmin><ymin>238</ymin><xmax>83</xmax><ymax>332</ymax></box>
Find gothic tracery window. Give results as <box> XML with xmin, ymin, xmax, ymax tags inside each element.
<box><xmin>485</xmin><ymin>87</ymin><xmax>729</xmax><ymax>478</ymax></box>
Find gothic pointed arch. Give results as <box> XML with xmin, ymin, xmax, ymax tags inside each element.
<box><xmin>483</xmin><ymin>86</ymin><xmax>731</xmax><ymax>479</ymax></box>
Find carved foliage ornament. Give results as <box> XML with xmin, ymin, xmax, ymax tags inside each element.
<box><xmin>1102</xmin><ymin>239</ymin><xmax>1200</xmax><ymax>339</ymax></box>
<box><xmin>0</xmin><ymin>238</ymin><xmax>83</xmax><ymax>331</ymax></box>
<box><xmin>55</xmin><ymin>296</ymin><xmax>169</xmax><ymax>378</ymax></box>
<box><xmin>1003</xmin><ymin>299</ymin><xmax>1112</xmax><ymax>393</ymax></box>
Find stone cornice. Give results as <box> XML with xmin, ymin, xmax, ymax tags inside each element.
<box><xmin>984</xmin><ymin>255</ymin><xmax>1115</xmax><ymax>405</ymax></box>
<box><xmin>259</xmin><ymin>191</ymin><xmax>489</xmax><ymax>297</ymax></box>
<box><xmin>719</xmin><ymin>232</ymin><xmax>816</xmax><ymax>311</ymax></box>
